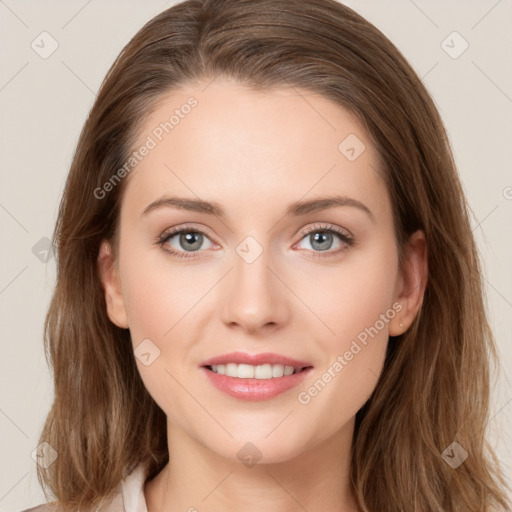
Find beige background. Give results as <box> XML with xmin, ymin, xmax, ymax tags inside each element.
<box><xmin>1</xmin><ymin>0</ymin><xmax>511</xmax><ymax>509</ymax></box>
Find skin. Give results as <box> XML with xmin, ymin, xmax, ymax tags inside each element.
<box><xmin>98</xmin><ymin>75</ymin><xmax>427</xmax><ymax>512</ymax></box>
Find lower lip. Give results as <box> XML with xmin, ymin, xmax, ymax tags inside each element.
<box><xmin>201</xmin><ymin>366</ymin><xmax>313</xmax><ymax>401</ymax></box>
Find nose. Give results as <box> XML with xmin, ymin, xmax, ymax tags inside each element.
<box><xmin>220</xmin><ymin>245</ymin><xmax>289</xmax><ymax>334</ymax></box>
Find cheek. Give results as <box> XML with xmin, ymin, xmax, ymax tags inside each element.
<box><xmin>119</xmin><ymin>255</ymin><xmax>206</xmax><ymax>426</ymax></box>
<box><xmin>293</xmin><ymin>240</ymin><xmax>397</xmax><ymax>414</ymax></box>
<box><xmin>118</xmin><ymin>244</ymin><xmax>217</xmax><ymax>400</ymax></box>
<box><xmin>299</xmin><ymin>238</ymin><xmax>398</xmax><ymax>350</ymax></box>
<box><xmin>120</xmin><ymin>247</ymin><xmax>206</xmax><ymax>343</ymax></box>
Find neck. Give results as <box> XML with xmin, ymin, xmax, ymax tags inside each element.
<box><xmin>144</xmin><ymin>418</ymin><xmax>358</xmax><ymax>512</ymax></box>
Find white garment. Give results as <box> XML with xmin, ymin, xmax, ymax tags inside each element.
<box><xmin>22</xmin><ymin>463</ymin><xmax>150</xmax><ymax>512</ymax></box>
<box><xmin>120</xmin><ymin>463</ymin><xmax>149</xmax><ymax>512</ymax></box>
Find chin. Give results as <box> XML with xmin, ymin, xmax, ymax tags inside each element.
<box><xmin>199</xmin><ymin>427</ymin><xmax>313</xmax><ymax>466</ymax></box>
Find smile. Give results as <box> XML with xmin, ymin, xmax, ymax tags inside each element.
<box><xmin>206</xmin><ymin>363</ymin><xmax>306</xmax><ymax>378</ymax></box>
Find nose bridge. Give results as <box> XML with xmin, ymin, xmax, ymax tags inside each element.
<box><xmin>221</xmin><ymin>234</ymin><xmax>288</xmax><ymax>331</ymax></box>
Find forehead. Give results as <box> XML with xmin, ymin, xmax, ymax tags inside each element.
<box><xmin>122</xmin><ymin>77</ymin><xmax>388</xmax><ymax>222</ymax></box>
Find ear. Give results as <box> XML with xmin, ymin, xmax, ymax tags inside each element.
<box><xmin>389</xmin><ymin>230</ymin><xmax>428</xmax><ymax>336</ymax></box>
<box><xmin>97</xmin><ymin>240</ymin><xmax>129</xmax><ymax>329</ymax></box>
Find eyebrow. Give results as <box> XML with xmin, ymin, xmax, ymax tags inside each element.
<box><xmin>141</xmin><ymin>195</ymin><xmax>376</xmax><ymax>223</ymax></box>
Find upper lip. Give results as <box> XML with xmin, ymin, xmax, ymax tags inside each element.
<box><xmin>200</xmin><ymin>351</ymin><xmax>312</xmax><ymax>369</ymax></box>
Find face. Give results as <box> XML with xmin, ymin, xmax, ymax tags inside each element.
<box><xmin>99</xmin><ymin>76</ymin><xmax>422</xmax><ymax>464</ymax></box>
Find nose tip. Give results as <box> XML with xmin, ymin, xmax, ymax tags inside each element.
<box><xmin>220</xmin><ymin>251</ymin><xmax>288</xmax><ymax>333</ymax></box>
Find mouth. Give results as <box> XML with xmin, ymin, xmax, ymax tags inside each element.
<box><xmin>199</xmin><ymin>352</ymin><xmax>314</xmax><ymax>401</ymax></box>
<box><xmin>204</xmin><ymin>363</ymin><xmax>312</xmax><ymax>379</ymax></box>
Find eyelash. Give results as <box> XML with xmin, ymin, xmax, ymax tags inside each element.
<box><xmin>156</xmin><ymin>222</ymin><xmax>355</xmax><ymax>260</ymax></box>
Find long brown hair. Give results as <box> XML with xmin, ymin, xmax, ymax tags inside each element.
<box><xmin>37</xmin><ymin>0</ymin><xmax>510</xmax><ymax>510</ymax></box>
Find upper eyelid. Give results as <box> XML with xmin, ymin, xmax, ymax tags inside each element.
<box><xmin>301</xmin><ymin>222</ymin><xmax>352</xmax><ymax>237</ymax></box>
<box><xmin>161</xmin><ymin>223</ymin><xmax>216</xmax><ymax>241</ymax></box>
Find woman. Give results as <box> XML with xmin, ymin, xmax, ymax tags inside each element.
<box><xmin>24</xmin><ymin>0</ymin><xmax>510</xmax><ymax>511</ymax></box>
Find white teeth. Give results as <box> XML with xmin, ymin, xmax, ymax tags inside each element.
<box><xmin>254</xmin><ymin>364</ymin><xmax>272</xmax><ymax>379</ymax></box>
<box><xmin>210</xmin><ymin>363</ymin><xmax>300</xmax><ymax>379</ymax></box>
<box><xmin>226</xmin><ymin>363</ymin><xmax>237</xmax><ymax>377</ymax></box>
<box><xmin>284</xmin><ymin>365</ymin><xmax>295</xmax><ymax>376</ymax></box>
<box><xmin>238</xmin><ymin>364</ymin><xmax>255</xmax><ymax>378</ymax></box>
